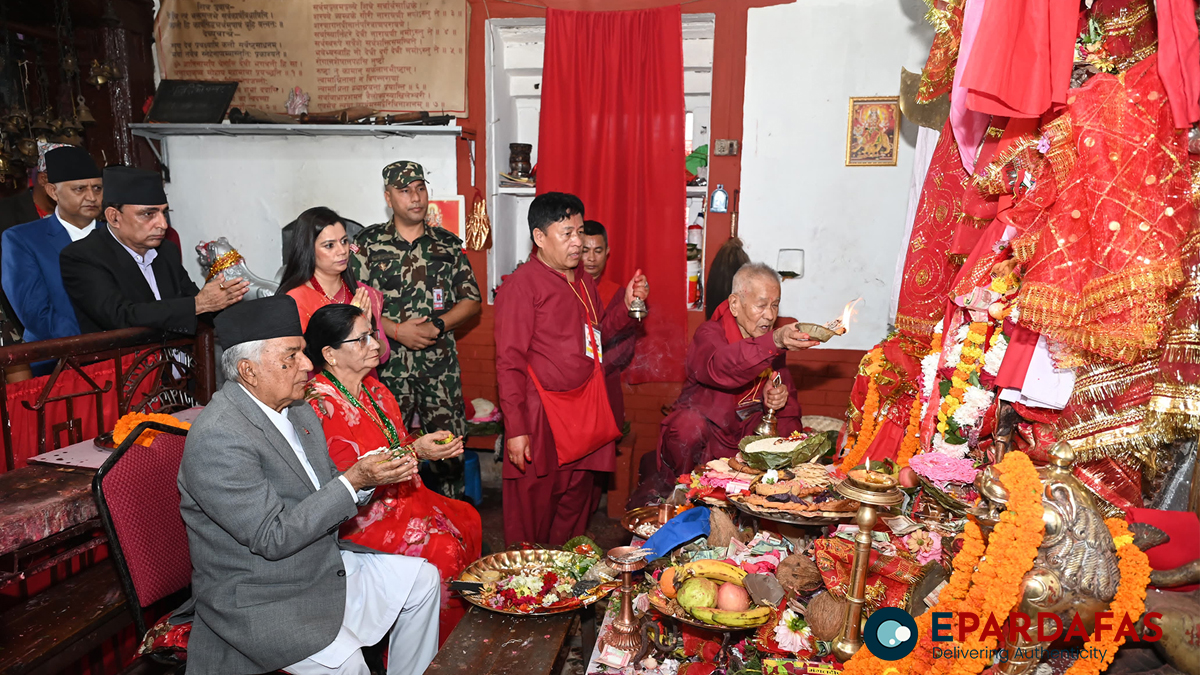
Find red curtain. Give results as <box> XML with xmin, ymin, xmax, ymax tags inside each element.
<box><xmin>537</xmin><ymin>5</ymin><xmax>687</xmax><ymax>383</ymax></box>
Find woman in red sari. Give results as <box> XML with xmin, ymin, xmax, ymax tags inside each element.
<box><xmin>303</xmin><ymin>303</ymin><xmax>482</xmax><ymax>644</ymax></box>
<box><xmin>278</xmin><ymin>206</ymin><xmax>390</xmax><ymax>365</ymax></box>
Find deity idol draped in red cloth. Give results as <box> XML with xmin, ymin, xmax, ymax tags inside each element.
<box><xmin>1016</xmin><ymin>55</ymin><xmax>1195</xmax><ymax>365</ymax></box>
<box><xmin>494</xmin><ymin>193</ymin><xmax>647</xmax><ymax>546</ymax></box>
<box><xmin>302</xmin><ymin>304</ymin><xmax>481</xmax><ymax>645</ymax></box>
<box><xmin>628</xmin><ymin>264</ymin><xmax>819</xmax><ymax>507</ymax></box>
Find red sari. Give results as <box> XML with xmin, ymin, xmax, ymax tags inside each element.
<box><xmin>306</xmin><ymin>373</ymin><xmax>482</xmax><ymax>645</ymax></box>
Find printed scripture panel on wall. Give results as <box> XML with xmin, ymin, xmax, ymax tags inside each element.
<box><xmin>845</xmin><ymin>97</ymin><xmax>900</xmax><ymax>166</ymax></box>
<box><xmin>155</xmin><ymin>0</ymin><xmax>468</xmax><ymax>115</ymax></box>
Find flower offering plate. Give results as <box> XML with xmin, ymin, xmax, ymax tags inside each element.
<box><xmin>457</xmin><ymin>549</ymin><xmax>617</xmax><ymax>616</ymax></box>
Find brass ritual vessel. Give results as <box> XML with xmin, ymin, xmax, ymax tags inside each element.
<box><xmin>600</xmin><ymin>545</ymin><xmax>648</xmax><ymax>654</ymax></box>
<box><xmin>831</xmin><ymin>470</ymin><xmax>902</xmax><ymax>661</ymax></box>
<box><xmin>970</xmin><ymin>442</ymin><xmax>1121</xmax><ymax>675</ymax></box>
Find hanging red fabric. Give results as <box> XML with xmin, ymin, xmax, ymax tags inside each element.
<box><xmin>536</xmin><ymin>5</ymin><xmax>687</xmax><ymax>383</ymax></box>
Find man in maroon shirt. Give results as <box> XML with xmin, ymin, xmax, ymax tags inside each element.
<box><xmin>494</xmin><ymin>193</ymin><xmax>648</xmax><ymax>546</ymax></box>
<box><xmin>629</xmin><ymin>263</ymin><xmax>817</xmax><ymax>507</ymax></box>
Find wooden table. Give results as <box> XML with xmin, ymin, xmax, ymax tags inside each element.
<box><xmin>428</xmin><ymin>606</ymin><xmax>588</xmax><ymax>675</ymax></box>
<box><xmin>0</xmin><ymin>463</ymin><xmax>97</xmax><ymax>559</ymax></box>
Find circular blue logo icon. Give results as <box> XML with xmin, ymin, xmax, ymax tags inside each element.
<box><xmin>863</xmin><ymin>607</ymin><xmax>918</xmax><ymax>661</ymax></box>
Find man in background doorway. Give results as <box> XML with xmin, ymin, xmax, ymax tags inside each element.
<box><xmin>581</xmin><ymin>220</ymin><xmax>640</xmax><ymax>431</ymax></box>
<box><xmin>352</xmin><ymin>160</ymin><xmax>481</xmax><ymax>500</ymax></box>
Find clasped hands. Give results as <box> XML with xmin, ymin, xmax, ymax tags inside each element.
<box><xmin>344</xmin><ymin>431</ymin><xmax>463</xmax><ymax>490</ymax></box>
<box><xmin>195</xmin><ymin>273</ymin><xmax>249</xmax><ymax>314</ymax></box>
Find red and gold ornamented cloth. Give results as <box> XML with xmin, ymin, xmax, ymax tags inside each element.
<box><xmin>1055</xmin><ymin>353</ymin><xmax>1160</xmax><ymax>474</ymax></box>
<box><xmin>843</xmin><ymin>334</ymin><xmax>925</xmax><ymax>465</ymax></box>
<box><xmin>813</xmin><ymin>537</ymin><xmax>925</xmax><ymax>613</ymax></box>
<box><xmin>1145</xmin><ymin>225</ymin><xmax>1200</xmax><ymax>439</ymax></box>
<box><xmin>917</xmin><ymin>0</ymin><xmax>966</xmax><ymax>103</ymax></box>
<box><xmin>896</xmin><ymin>120</ymin><xmax>970</xmax><ymax>341</ymax></box>
<box><xmin>1017</xmin><ymin>55</ymin><xmax>1195</xmax><ymax>365</ymax></box>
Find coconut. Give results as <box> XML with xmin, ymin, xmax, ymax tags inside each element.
<box><xmin>775</xmin><ymin>553</ymin><xmax>823</xmax><ymax>593</ymax></box>
<box><xmin>716</xmin><ymin>582</ymin><xmax>751</xmax><ymax>612</ymax></box>
<box><xmin>707</xmin><ymin>508</ymin><xmax>748</xmax><ymax>548</ymax></box>
<box><xmin>805</xmin><ymin>591</ymin><xmax>848</xmax><ymax>641</ymax></box>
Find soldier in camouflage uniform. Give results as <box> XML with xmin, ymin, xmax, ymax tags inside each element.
<box><xmin>351</xmin><ymin>161</ymin><xmax>482</xmax><ymax>499</ymax></box>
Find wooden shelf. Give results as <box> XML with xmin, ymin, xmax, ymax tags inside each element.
<box><xmin>129</xmin><ymin>123</ymin><xmax>461</xmax><ymax>140</ymax></box>
<box><xmin>497</xmin><ymin>185</ymin><xmax>536</xmax><ymax>196</ymax></box>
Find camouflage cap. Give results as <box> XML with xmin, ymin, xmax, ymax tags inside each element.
<box><xmin>382</xmin><ymin>160</ymin><xmax>427</xmax><ymax>187</ymax></box>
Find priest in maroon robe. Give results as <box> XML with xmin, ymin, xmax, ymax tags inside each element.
<box><xmin>629</xmin><ymin>263</ymin><xmax>817</xmax><ymax>507</ymax></box>
<box><xmin>495</xmin><ymin>193</ymin><xmax>648</xmax><ymax>546</ymax></box>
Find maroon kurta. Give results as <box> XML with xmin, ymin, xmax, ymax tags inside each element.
<box><xmin>495</xmin><ymin>255</ymin><xmax>634</xmax><ymax>544</ymax></box>
<box><xmin>629</xmin><ymin>302</ymin><xmax>802</xmax><ymax>507</ymax></box>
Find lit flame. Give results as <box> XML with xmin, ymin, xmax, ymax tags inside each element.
<box><xmin>826</xmin><ymin>297</ymin><xmax>862</xmax><ymax>335</ymax></box>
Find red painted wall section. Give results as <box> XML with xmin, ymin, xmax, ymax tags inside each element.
<box><xmin>450</xmin><ymin>0</ymin><xmax>862</xmax><ymax>475</ymax></box>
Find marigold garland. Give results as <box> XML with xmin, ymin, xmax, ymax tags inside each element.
<box><xmin>939</xmin><ymin>450</ymin><xmax>1044</xmax><ymax>675</ymax></box>
<box><xmin>937</xmin><ymin>321</ymin><xmax>988</xmax><ymax>437</ymax></box>
<box><xmin>112</xmin><ymin>412</ymin><xmax>191</xmax><ymax>447</ymax></box>
<box><xmin>839</xmin><ymin>451</ymin><xmax>1043</xmax><ymax>675</ymax></box>
<box><xmin>841</xmin><ymin>348</ymin><xmax>883</xmax><ymax>472</ymax></box>
<box><xmin>896</xmin><ymin>396</ymin><xmax>923</xmax><ymax>468</ymax></box>
<box><xmin>1061</xmin><ymin>518</ymin><xmax>1152</xmax><ymax>675</ymax></box>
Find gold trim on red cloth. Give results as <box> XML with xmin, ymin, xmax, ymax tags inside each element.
<box><xmin>895</xmin><ymin>120</ymin><xmax>970</xmax><ymax>341</ymax></box>
<box><xmin>916</xmin><ymin>0</ymin><xmax>965</xmax><ymax>103</ymax></box>
<box><xmin>1015</xmin><ymin>56</ymin><xmax>1193</xmax><ymax>364</ymax></box>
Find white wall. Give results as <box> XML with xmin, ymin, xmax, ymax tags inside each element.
<box><xmin>162</xmin><ymin>134</ymin><xmax>458</xmax><ymax>283</ymax></box>
<box><xmin>740</xmin><ymin>0</ymin><xmax>933</xmax><ymax>350</ymax></box>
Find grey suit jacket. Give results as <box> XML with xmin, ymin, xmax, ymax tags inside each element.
<box><xmin>177</xmin><ymin>383</ymin><xmax>376</xmax><ymax>674</ymax></box>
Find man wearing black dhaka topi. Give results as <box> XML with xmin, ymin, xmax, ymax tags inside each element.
<box><xmin>60</xmin><ymin>166</ymin><xmax>249</xmax><ymax>334</ymax></box>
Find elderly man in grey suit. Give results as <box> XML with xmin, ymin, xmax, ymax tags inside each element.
<box><xmin>176</xmin><ymin>295</ymin><xmax>440</xmax><ymax>675</ymax></box>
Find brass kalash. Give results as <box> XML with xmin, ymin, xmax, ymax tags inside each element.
<box><xmin>970</xmin><ymin>442</ymin><xmax>1121</xmax><ymax>675</ymax></box>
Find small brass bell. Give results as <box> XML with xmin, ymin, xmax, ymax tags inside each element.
<box><xmin>30</xmin><ymin>113</ymin><xmax>51</xmax><ymax>140</ymax></box>
<box><xmin>61</xmin><ymin>53</ymin><xmax>79</xmax><ymax>74</ymax></box>
<box><xmin>87</xmin><ymin>60</ymin><xmax>107</xmax><ymax>87</ymax></box>
<box><xmin>628</xmin><ymin>296</ymin><xmax>648</xmax><ymax>321</ymax></box>
<box><xmin>77</xmin><ymin>97</ymin><xmax>95</xmax><ymax>124</ymax></box>
<box><xmin>17</xmin><ymin>137</ymin><xmax>37</xmax><ymax>160</ymax></box>
<box><xmin>0</xmin><ymin>153</ymin><xmax>10</xmax><ymax>176</ymax></box>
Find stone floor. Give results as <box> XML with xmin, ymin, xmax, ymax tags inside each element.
<box><xmin>475</xmin><ymin>485</ymin><xmax>630</xmax><ymax>555</ymax></box>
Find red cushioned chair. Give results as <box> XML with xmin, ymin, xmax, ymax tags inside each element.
<box><xmin>93</xmin><ymin>421</ymin><xmax>192</xmax><ymax>662</ymax></box>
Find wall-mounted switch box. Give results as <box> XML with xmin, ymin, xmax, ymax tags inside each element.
<box><xmin>713</xmin><ymin>139</ymin><xmax>740</xmax><ymax>156</ymax></box>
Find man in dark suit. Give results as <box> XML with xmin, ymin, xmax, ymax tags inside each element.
<box><xmin>0</xmin><ymin>148</ymin><xmax>58</xmax><ymax>337</ymax></box>
<box><xmin>60</xmin><ymin>166</ymin><xmax>249</xmax><ymax>334</ymax></box>
<box><xmin>2</xmin><ymin>146</ymin><xmax>103</xmax><ymax>341</ymax></box>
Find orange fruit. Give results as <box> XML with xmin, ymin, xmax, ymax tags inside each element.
<box><xmin>660</xmin><ymin>566</ymin><xmax>679</xmax><ymax>599</ymax></box>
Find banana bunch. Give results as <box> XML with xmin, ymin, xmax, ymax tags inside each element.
<box><xmin>671</xmin><ymin>560</ymin><xmax>771</xmax><ymax>628</ymax></box>
<box><xmin>678</xmin><ymin>559</ymin><xmax>747</xmax><ymax>586</ymax></box>
<box><xmin>688</xmin><ymin>604</ymin><xmax>772</xmax><ymax>628</ymax></box>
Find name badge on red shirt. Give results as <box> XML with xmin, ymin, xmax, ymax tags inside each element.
<box><xmin>432</xmin><ymin>287</ymin><xmax>445</xmax><ymax>311</ymax></box>
<box><xmin>584</xmin><ymin>323</ymin><xmax>603</xmax><ymax>363</ymax></box>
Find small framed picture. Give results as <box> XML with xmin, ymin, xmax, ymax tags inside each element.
<box><xmin>427</xmin><ymin>196</ymin><xmax>466</xmax><ymax>239</ymax></box>
<box><xmin>846</xmin><ymin>97</ymin><xmax>900</xmax><ymax>166</ymax></box>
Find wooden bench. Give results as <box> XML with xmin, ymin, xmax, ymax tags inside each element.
<box><xmin>428</xmin><ymin>606</ymin><xmax>589</xmax><ymax>675</ymax></box>
<box><xmin>0</xmin><ymin>561</ymin><xmax>128</xmax><ymax>675</ymax></box>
